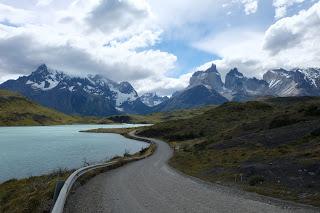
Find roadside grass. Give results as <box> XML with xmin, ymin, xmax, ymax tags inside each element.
<box><xmin>0</xmin><ymin>169</ymin><xmax>71</xmax><ymax>213</ymax></box>
<box><xmin>138</xmin><ymin>97</ymin><xmax>320</xmax><ymax>207</ymax></box>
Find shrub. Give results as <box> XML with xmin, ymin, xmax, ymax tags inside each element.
<box><xmin>139</xmin><ymin>147</ymin><xmax>148</xmax><ymax>155</ymax></box>
<box><xmin>124</xmin><ymin>149</ymin><xmax>131</xmax><ymax>157</ymax></box>
<box><xmin>311</xmin><ymin>128</ymin><xmax>320</xmax><ymax>137</ymax></box>
<box><xmin>305</xmin><ymin>105</ymin><xmax>320</xmax><ymax>116</ymax></box>
<box><xmin>248</xmin><ymin>175</ymin><xmax>265</xmax><ymax>186</ymax></box>
<box><xmin>269</xmin><ymin>115</ymin><xmax>301</xmax><ymax>129</ymax></box>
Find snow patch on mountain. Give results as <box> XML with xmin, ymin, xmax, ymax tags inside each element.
<box><xmin>140</xmin><ymin>92</ymin><xmax>169</xmax><ymax>107</ymax></box>
<box><xmin>264</xmin><ymin>68</ymin><xmax>320</xmax><ymax>96</ymax></box>
<box><xmin>0</xmin><ymin>64</ymin><xmax>150</xmax><ymax>116</ymax></box>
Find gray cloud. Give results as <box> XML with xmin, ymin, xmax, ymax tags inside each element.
<box><xmin>86</xmin><ymin>0</ymin><xmax>149</xmax><ymax>33</ymax></box>
<box><xmin>263</xmin><ymin>25</ymin><xmax>304</xmax><ymax>55</ymax></box>
<box><xmin>0</xmin><ymin>34</ymin><xmax>154</xmax><ymax>82</ymax></box>
<box><xmin>263</xmin><ymin>2</ymin><xmax>320</xmax><ymax>55</ymax></box>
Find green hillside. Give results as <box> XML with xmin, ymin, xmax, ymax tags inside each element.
<box><xmin>0</xmin><ymin>89</ymin><xmax>213</xmax><ymax>126</ymax></box>
<box><xmin>138</xmin><ymin>97</ymin><xmax>320</xmax><ymax>206</ymax></box>
<box><xmin>107</xmin><ymin>105</ymin><xmax>217</xmax><ymax>124</ymax></box>
<box><xmin>0</xmin><ymin>90</ymin><xmax>79</xmax><ymax>126</ymax></box>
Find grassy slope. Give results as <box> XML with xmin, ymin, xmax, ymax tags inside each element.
<box><xmin>138</xmin><ymin>97</ymin><xmax>320</xmax><ymax>206</ymax></box>
<box><xmin>0</xmin><ymin>90</ymin><xmax>79</xmax><ymax>126</ymax></box>
<box><xmin>0</xmin><ymin>90</ymin><xmax>116</xmax><ymax>126</ymax></box>
<box><xmin>0</xmin><ymin>170</ymin><xmax>71</xmax><ymax>213</ymax></box>
<box><xmin>107</xmin><ymin>105</ymin><xmax>217</xmax><ymax>124</ymax></box>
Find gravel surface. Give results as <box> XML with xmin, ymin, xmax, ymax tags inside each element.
<box><xmin>65</xmin><ymin>132</ymin><xmax>319</xmax><ymax>213</ymax></box>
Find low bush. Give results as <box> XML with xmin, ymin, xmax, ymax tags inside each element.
<box><xmin>248</xmin><ymin>175</ymin><xmax>265</xmax><ymax>186</ymax></box>
<box><xmin>305</xmin><ymin>105</ymin><xmax>320</xmax><ymax>116</ymax></box>
<box><xmin>269</xmin><ymin>115</ymin><xmax>301</xmax><ymax>129</ymax></box>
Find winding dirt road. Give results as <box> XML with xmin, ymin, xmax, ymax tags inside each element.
<box><xmin>65</xmin><ymin>132</ymin><xmax>318</xmax><ymax>213</ymax></box>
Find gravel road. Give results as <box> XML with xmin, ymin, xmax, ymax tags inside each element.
<box><xmin>65</xmin><ymin>132</ymin><xmax>319</xmax><ymax>213</ymax></box>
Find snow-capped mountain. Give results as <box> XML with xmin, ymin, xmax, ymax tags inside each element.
<box><xmin>185</xmin><ymin>65</ymin><xmax>268</xmax><ymax>102</ymax></box>
<box><xmin>0</xmin><ymin>64</ymin><xmax>150</xmax><ymax>116</ymax></box>
<box><xmin>2</xmin><ymin>63</ymin><xmax>320</xmax><ymax>115</ymax></box>
<box><xmin>154</xmin><ymin>65</ymin><xmax>229</xmax><ymax>112</ymax></box>
<box><xmin>186</xmin><ymin>65</ymin><xmax>320</xmax><ymax>102</ymax></box>
<box><xmin>156</xmin><ymin>64</ymin><xmax>320</xmax><ymax>112</ymax></box>
<box><xmin>140</xmin><ymin>93</ymin><xmax>169</xmax><ymax>107</ymax></box>
<box><xmin>263</xmin><ymin>68</ymin><xmax>320</xmax><ymax>97</ymax></box>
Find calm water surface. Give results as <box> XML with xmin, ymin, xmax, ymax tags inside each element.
<box><xmin>0</xmin><ymin>124</ymin><xmax>149</xmax><ymax>182</ymax></box>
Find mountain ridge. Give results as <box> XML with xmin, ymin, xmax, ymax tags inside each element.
<box><xmin>0</xmin><ymin>64</ymin><xmax>152</xmax><ymax>116</ymax></box>
<box><xmin>2</xmin><ymin>64</ymin><xmax>320</xmax><ymax>115</ymax></box>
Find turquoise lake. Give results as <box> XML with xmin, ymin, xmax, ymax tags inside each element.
<box><xmin>0</xmin><ymin>124</ymin><xmax>149</xmax><ymax>182</ymax></box>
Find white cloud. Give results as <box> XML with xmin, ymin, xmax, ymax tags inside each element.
<box><xmin>194</xmin><ymin>1</ymin><xmax>320</xmax><ymax>80</ymax></box>
<box><xmin>273</xmin><ymin>0</ymin><xmax>306</xmax><ymax>19</ymax></box>
<box><xmin>134</xmin><ymin>72</ymin><xmax>192</xmax><ymax>96</ymax></box>
<box><xmin>193</xmin><ymin>29</ymin><xmax>264</xmax><ymax>59</ymax></box>
<box><xmin>0</xmin><ymin>3</ymin><xmax>34</xmax><ymax>25</ymax></box>
<box><xmin>263</xmin><ymin>1</ymin><xmax>320</xmax><ymax>66</ymax></box>
<box><xmin>86</xmin><ymin>0</ymin><xmax>151</xmax><ymax>33</ymax></box>
<box><xmin>4</xmin><ymin>0</ymin><xmax>255</xmax><ymax>95</ymax></box>
<box><xmin>241</xmin><ymin>0</ymin><xmax>259</xmax><ymax>15</ymax></box>
<box><xmin>0</xmin><ymin>0</ymin><xmax>317</xmax><ymax>96</ymax></box>
<box><xmin>193</xmin><ymin>29</ymin><xmax>268</xmax><ymax>79</ymax></box>
<box><xmin>0</xmin><ymin>0</ymin><xmax>181</xmax><ymax>95</ymax></box>
<box><xmin>36</xmin><ymin>0</ymin><xmax>53</xmax><ymax>7</ymax></box>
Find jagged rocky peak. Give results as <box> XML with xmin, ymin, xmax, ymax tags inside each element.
<box><xmin>207</xmin><ymin>63</ymin><xmax>218</xmax><ymax>73</ymax></box>
<box><xmin>225</xmin><ymin>68</ymin><xmax>245</xmax><ymax>90</ymax></box>
<box><xmin>189</xmin><ymin>63</ymin><xmax>224</xmax><ymax>92</ymax></box>
<box><xmin>263</xmin><ymin>67</ymin><xmax>320</xmax><ymax>96</ymax></box>
<box><xmin>88</xmin><ymin>74</ymin><xmax>114</xmax><ymax>86</ymax></box>
<box><xmin>0</xmin><ymin>64</ymin><xmax>149</xmax><ymax>116</ymax></box>
<box><xmin>31</xmin><ymin>64</ymin><xmax>63</xmax><ymax>78</ymax></box>
<box><xmin>30</xmin><ymin>64</ymin><xmax>53</xmax><ymax>79</ymax></box>
<box><xmin>26</xmin><ymin>64</ymin><xmax>66</xmax><ymax>91</ymax></box>
<box><xmin>33</xmin><ymin>64</ymin><xmax>49</xmax><ymax>74</ymax></box>
<box><xmin>119</xmin><ymin>81</ymin><xmax>136</xmax><ymax>94</ymax></box>
<box><xmin>228</xmin><ymin>68</ymin><xmax>244</xmax><ymax>78</ymax></box>
<box><xmin>224</xmin><ymin>67</ymin><xmax>269</xmax><ymax>100</ymax></box>
<box><xmin>140</xmin><ymin>92</ymin><xmax>169</xmax><ymax>107</ymax></box>
<box><xmin>263</xmin><ymin>68</ymin><xmax>290</xmax><ymax>81</ymax></box>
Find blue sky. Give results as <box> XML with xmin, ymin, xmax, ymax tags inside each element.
<box><xmin>0</xmin><ymin>0</ymin><xmax>319</xmax><ymax>95</ymax></box>
<box><xmin>155</xmin><ymin>0</ymin><xmax>317</xmax><ymax>78</ymax></box>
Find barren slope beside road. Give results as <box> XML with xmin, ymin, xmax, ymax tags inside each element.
<box><xmin>65</xmin><ymin>132</ymin><xmax>318</xmax><ymax>213</ymax></box>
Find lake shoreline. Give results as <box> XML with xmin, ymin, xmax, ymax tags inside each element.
<box><xmin>0</xmin><ymin>127</ymin><xmax>153</xmax><ymax>213</ymax></box>
<box><xmin>0</xmin><ymin>124</ymin><xmax>149</xmax><ymax>182</ymax></box>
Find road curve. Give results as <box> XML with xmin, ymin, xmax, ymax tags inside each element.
<box><xmin>65</xmin><ymin>132</ymin><xmax>318</xmax><ymax>213</ymax></box>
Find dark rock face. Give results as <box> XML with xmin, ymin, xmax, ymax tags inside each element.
<box><xmin>189</xmin><ymin>64</ymin><xmax>224</xmax><ymax>92</ymax></box>
<box><xmin>225</xmin><ymin>68</ymin><xmax>269</xmax><ymax>101</ymax></box>
<box><xmin>154</xmin><ymin>85</ymin><xmax>228</xmax><ymax>112</ymax></box>
<box><xmin>0</xmin><ymin>64</ymin><xmax>150</xmax><ymax>116</ymax></box>
<box><xmin>225</xmin><ymin>68</ymin><xmax>245</xmax><ymax>91</ymax></box>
